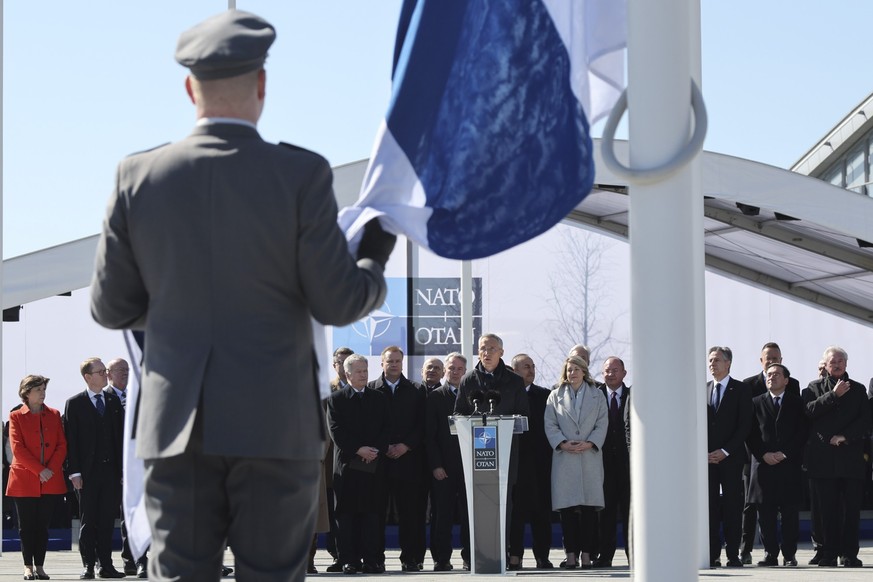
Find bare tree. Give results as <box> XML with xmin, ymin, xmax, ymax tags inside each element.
<box><xmin>528</xmin><ymin>226</ymin><xmax>629</xmax><ymax>383</ymax></box>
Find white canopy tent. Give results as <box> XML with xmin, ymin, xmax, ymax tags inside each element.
<box><xmin>5</xmin><ymin>143</ymin><xmax>872</xmax><ymax>327</ymax></box>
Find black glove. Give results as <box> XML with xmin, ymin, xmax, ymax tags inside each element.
<box><xmin>356</xmin><ymin>218</ymin><xmax>396</xmax><ymax>269</ymax></box>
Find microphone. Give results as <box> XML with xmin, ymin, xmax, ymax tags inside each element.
<box><xmin>486</xmin><ymin>389</ymin><xmax>502</xmax><ymax>414</ymax></box>
<box><xmin>469</xmin><ymin>389</ymin><xmax>485</xmax><ymax>414</ymax></box>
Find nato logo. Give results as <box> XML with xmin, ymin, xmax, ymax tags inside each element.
<box><xmin>332</xmin><ymin>278</ymin><xmax>407</xmax><ymax>356</ymax></box>
<box><xmin>473</xmin><ymin>426</ymin><xmax>497</xmax><ymax>471</ymax></box>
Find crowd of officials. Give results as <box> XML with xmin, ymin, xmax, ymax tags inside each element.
<box><xmin>3</xmin><ymin>341</ymin><xmax>872</xmax><ymax>579</ymax></box>
<box><xmin>319</xmin><ymin>338</ymin><xmax>873</xmax><ymax>575</ymax></box>
<box><xmin>1</xmin><ymin>358</ymin><xmax>203</xmax><ymax>581</ymax></box>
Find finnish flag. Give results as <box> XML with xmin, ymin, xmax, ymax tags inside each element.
<box><xmin>340</xmin><ymin>0</ymin><xmax>626</xmax><ymax>260</ymax></box>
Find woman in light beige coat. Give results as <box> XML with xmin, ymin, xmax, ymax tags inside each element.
<box><xmin>544</xmin><ymin>356</ymin><xmax>608</xmax><ymax>569</ymax></box>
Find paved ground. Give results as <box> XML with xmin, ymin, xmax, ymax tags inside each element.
<box><xmin>2</xmin><ymin>544</ymin><xmax>873</xmax><ymax>580</ymax></box>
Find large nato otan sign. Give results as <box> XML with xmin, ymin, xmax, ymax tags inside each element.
<box><xmin>332</xmin><ymin>277</ymin><xmax>483</xmax><ymax>356</ymax></box>
<box><xmin>473</xmin><ymin>426</ymin><xmax>498</xmax><ymax>471</ymax></box>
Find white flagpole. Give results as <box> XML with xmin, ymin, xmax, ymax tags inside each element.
<box><xmin>460</xmin><ymin>261</ymin><xmax>473</xmax><ymax>361</ymax></box>
<box><xmin>627</xmin><ymin>0</ymin><xmax>704</xmax><ymax>580</ymax></box>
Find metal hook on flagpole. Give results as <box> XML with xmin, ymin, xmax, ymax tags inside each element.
<box><xmin>600</xmin><ymin>80</ymin><xmax>707</xmax><ymax>184</ymax></box>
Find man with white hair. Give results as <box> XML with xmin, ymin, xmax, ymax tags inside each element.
<box><xmin>802</xmin><ymin>346</ymin><xmax>870</xmax><ymax>568</ymax></box>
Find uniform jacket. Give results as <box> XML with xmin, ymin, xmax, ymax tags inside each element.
<box><xmin>90</xmin><ymin>123</ymin><xmax>387</xmax><ymax>460</ymax></box>
<box><xmin>545</xmin><ymin>382</ymin><xmax>608</xmax><ymax>511</ymax></box>
<box><xmin>746</xmin><ymin>391</ymin><xmax>806</xmax><ymax>504</ymax></box>
<box><xmin>6</xmin><ymin>405</ymin><xmax>68</xmax><ymax>497</ymax></box>
<box><xmin>802</xmin><ymin>375</ymin><xmax>871</xmax><ymax>479</ymax></box>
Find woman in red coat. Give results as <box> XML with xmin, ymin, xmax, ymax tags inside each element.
<box><xmin>6</xmin><ymin>375</ymin><xmax>67</xmax><ymax>580</ymax></box>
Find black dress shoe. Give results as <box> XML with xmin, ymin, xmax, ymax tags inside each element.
<box><xmin>757</xmin><ymin>556</ymin><xmax>778</xmax><ymax>567</ymax></box>
<box><xmin>35</xmin><ymin>573</ymin><xmax>50</xmax><ymax>581</ymax></box>
<box><xmin>578</xmin><ymin>562</ymin><xmax>593</xmax><ymax>569</ymax></box>
<box><xmin>307</xmin><ymin>563</ymin><xmax>318</xmax><ymax>574</ymax></box>
<box><xmin>342</xmin><ymin>564</ymin><xmax>360</xmax><ymax>574</ymax></box>
<box><xmin>506</xmin><ymin>562</ymin><xmax>522</xmax><ymax>571</ymax></box>
<box><xmin>97</xmin><ymin>568</ymin><xmax>126</xmax><ymax>579</ymax></box>
<box><xmin>326</xmin><ymin>561</ymin><xmax>344</xmax><ymax>573</ymax></box>
<box><xmin>220</xmin><ymin>566</ymin><xmax>233</xmax><ymax>577</ymax></box>
<box><xmin>461</xmin><ymin>561</ymin><xmax>470</xmax><ymax>571</ymax></box>
<box><xmin>817</xmin><ymin>558</ymin><xmax>838</xmax><ymax>567</ymax></box>
<box><xmin>783</xmin><ymin>557</ymin><xmax>797</xmax><ymax>567</ymax></box>
<box><xmin>80</xmin><ymin>567</ymin><xmax>96</xmax><ymax>580</ymax></box>
<box><xmin>741</xmin><ymin>552</ymin><xmax>752</xmax><ymax>565</ymax></box>
<box><xmin>842</xmin><ymin>557</ymin><xmax>863</xmax><ymax>568</ymax></box>
<box><xmin>558</xmin><ymin>560</ymin><xmax>577</xmax><ymax>570</ymax></box>
<box><xmin>725</xmin><ymin>558</ymin><xmax>744</xmax><ymax>568</ymax></box>
<box><xmin>362</xmin><ymin>564</ymin><xmax>381</xmax><ymax>574</ymax></box>
<box><xmin>592</xmin><ymin>559</ymin><xmax>612</xmax><ymax>568</ymax></box>
<box><xmin>135</xmin><ymin>564</ymin><xmax>147</xmax><ymax>579</ymax></box>
<box><xmin>709</xmin><ymin>560</ymin><xmax>721</xmax><ymax>568</ymax></box>
<box><xmin>809</xmin><ymin>551</ymin><xmax>823</xmax><ymax>565</ymax></box>
<box><xmin>123</xmin><ymin>563</ymin><xmax>137</xmax><ymax>576</ymax></box>
<box><xmin>536</xmin><ymin>560</ymin><xmax>554</xmax><ymax>569</ymax></box>
<box><xmin>401</xmin><ymin>562</ymin><xmax>421</xmax><ymax>572</ymax></box>
<box><xmin>433</xmin><ymin>562</ymin><xmax>453</xmax><ymax>572</ymax></box>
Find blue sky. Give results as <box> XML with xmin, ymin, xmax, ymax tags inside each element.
<box><xmin>3</xmin><ymin>1</ymin><xmax>872</xmax><ymax>258</ymax></box>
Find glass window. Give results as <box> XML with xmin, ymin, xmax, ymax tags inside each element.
<box><xmin>823</xmin><ymin>163</ymin><xmax>843</xmax><ymax>188</ymax></box>
<box><xmin>846</xmin><ymin>148</ymin><xmax>866</xmax><ymax>195</ymax></box>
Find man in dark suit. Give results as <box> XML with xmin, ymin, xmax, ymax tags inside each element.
<box><xmin>802</xmin><ymin>346</ymin><xmax>871</xmax><ymax>568</ymax></box>
<box><xmin>747</xmin><ymin>363</ymin><xmax>806</xmax><ymax>567</ymax></box>
<box><xmin>327</xmin><ymin>355</ymin><xmax>390</xmax><ymax>574</ymax></box>
<box><xmin>706</xmin><ymin>346</ymin><xmax>753</xmax><ymax>568</ymax></box>
<box><xmin>426</xmin><ymin>353</ymin><xmax>470</xmax><ymax>571</ymax></box>
<box><xmin>739</xmin><ymin>342</ymin><xmax>801</xmax><ymax>564</ymax></box>
<box><xmin>506</xmin><ymin>354</ymin><xmax>553</xmax><ymax>570</ymax></box>
<box><xmin>64</xmin><ymin>358</ymin><xmax>125</xmax><ymax>579</ymax></box>
<box><xmin>89</xmin><ymin>11</ymin><xmax>393</xmax><ymax>581</ymax></box>
<box><xmin>368</xmin><ymin>346</ymin><xmax>427</xmax><ymax>572</ymax></box>
<box><xmin>325</xmin><ymin>347</ymin><xmax>354</xmax><ymax>573</ymax></box>
<box><xmin>595</xmin><ymin>356</ymin><xmax>631</xmax><ymax>568</ymax></box>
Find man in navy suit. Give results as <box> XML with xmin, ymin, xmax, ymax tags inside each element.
<box><xmin>706</xmin><ymin>346</ymin><xmax>753</xmax><ymax>568</ymax></box>
<box><xmin>64</xmin><ymin>358</ymin><xmax>125</xmax><ymax>579</ymax></box>
<box><xmin>595</xmin><ymin>356</ymin><xmax>631</xmax><ymax>568</ymax></box>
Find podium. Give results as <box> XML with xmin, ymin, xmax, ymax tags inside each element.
<box><xmin>450</xmin><ymin>415</ymin><xmax>528</xmax><ymax>574</ymax></box>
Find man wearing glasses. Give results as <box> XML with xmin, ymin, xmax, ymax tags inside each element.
<box><xmin>64</xmin><ymin>358</ymin><xmax>125</xmax><ymax>579</ymax></box>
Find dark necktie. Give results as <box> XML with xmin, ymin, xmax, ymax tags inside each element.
<box><xmin>712</xmin><ymin>383</ymin><xmax>722</xmax><ymax>410</ymax></box>
<box><xmin>774</xmin><ymin>395</ymin><xmax>781</xmax><ymax>412</ymax></box>
<box><xmin>95</xmin><ymin>393</ymin><xmax>105</xmax><ymax>417</ymax></box>
<box><xmin>610</xmin><ymin>392</ymin><xmax>619</xmax><ymax>421</ymax></box>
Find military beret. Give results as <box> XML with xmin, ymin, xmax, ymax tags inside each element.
<box><xmin>175</xmin><ymin>10</ymin><xmax>276</xmax><ymax>80</ymax></box>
